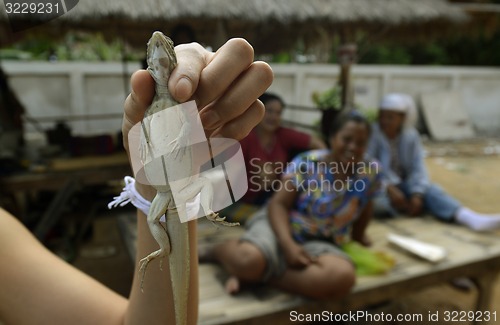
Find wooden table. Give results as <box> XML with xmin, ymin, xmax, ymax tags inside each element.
<box><xmin>116</xmin><ymin>211</ymin><xmax>500</xmax><ymax>324</ymax></box>
<box><xmin>1</xmin><ymin>153</ymin><xmax>131</xmax><ymax>241</ymax></box>
<box><xmin>196</xmin><ymin>216</ymin><xmax>500</xmax><ymax>325</ymax></box>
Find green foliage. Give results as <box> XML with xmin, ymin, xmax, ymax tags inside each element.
<box><xmin>311</xmin><ymin>86</ymin><xmax>342</xmax><ymax>110</ymax></box>
<box><xmin>272</xmin><ymin>52</ymin><xmax>292</xmax><ymax>63</ymax></box>
<box><xmin>359</xmin><ymin>44</ymin><xmax>412</xmax><ymax>65</ymax></box>
<box><xmin>2</xmin><ymin>32</ymin><xmax>143</xmax><ymax>61</ymax></box>
<box><xmin>0</xmin><ymin>49</ymin><xmax>32</xmax><ymax>60</ymax></box>
<box><xmin>359</xmin><ymin>30</ymin><xmax>500</xmax><ymax>66</ymax></box>
<box><xmin>361</xmin><ymin>108</ymin><xmax>378</xmax><ymax>123</ymax></box>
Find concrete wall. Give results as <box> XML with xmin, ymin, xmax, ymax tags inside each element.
<box><xmin>2</xmin><ymin>61</ymin><xmax>140</xmax><ymax>137</ymax></box>
<box><xmin>269</xmin><ymin>64</ymin><xmax>500</xmax><ymax>136</ymax></box>
<box><xmin>2</xmin><ymin>61</ymin><xmax>500</xmax><ymax>137</ymax></box>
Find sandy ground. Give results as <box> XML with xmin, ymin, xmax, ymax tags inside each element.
<box><xmin>363</xmin><ymin>140</ymin><xmax>500</xmax><ymax>325</ymax></box>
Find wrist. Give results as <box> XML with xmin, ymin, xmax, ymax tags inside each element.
<box><xmin>387</xmin><ymin>184</ymin><xmax>398</xmax><ymax>193</ymax></box>
<box><xmin>276</xmin><ymin>233</ymin><xmax>295</xmax><ymax>249</ymax></box>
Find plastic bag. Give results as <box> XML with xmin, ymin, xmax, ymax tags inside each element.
<box><xmin>341</xmin><ymin>241</ymin><xmax>395</xmax><ymax>276</ymax></box>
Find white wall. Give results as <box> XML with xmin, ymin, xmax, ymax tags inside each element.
<box><xmin>269</xmin><ymin>64</ymin><xmax>500</xmax><ymax>136</ymax></box>
<box><xmin>2</xmin><ymin>61</ymin><xmax>500</xmax><ymax>137</ymax></box>
<box><xmin>2</xmin><ymin>61</ymin><xmax>140</xmax><ymax>136</ymax></box>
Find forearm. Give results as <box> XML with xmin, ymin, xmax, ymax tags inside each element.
<box><xmin>0</xmin><ymin>209</ymin><xmax>127</xmax><ymax>325</ymax></box>
<box><xmin>309</xmin><ymin>135</ymin><xmax>327</xmax><ymax>150</ymax></box>
<box><xmin>351</xmin><ymin>201</ymin><xmax>373</xmax><ymax>244</ymax></box>
<box><xmin>125</xmin><ymin>210</ymin><xmax>198</xmax><ymax>325</ymax></box>
<box><xmin>125</xmin><ymin>184</ymin><xmax>198</xmax><ymax>325</ymax></box>
<box><xmin>268</xmin><ymin>200</ymin><xmax>296</xmax><ymax>248</ymax></box>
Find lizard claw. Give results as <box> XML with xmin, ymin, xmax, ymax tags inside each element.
<box><xmin>138</xmin><ymin>248</ymin><xmax>168</xmax><ymax>291</ymax></box>
<box><xmin>206</xmin><ymin>212</ymin><xmax>240</xmax><ymax>227</ymax></box>
<box><xmin>168</xmin><ymin>139</ymin><xmax>187</xmax><ymax>160</ymax></box>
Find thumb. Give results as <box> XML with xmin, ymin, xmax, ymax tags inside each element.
<box><xmin>168</xmin><ymin>43</ymin><xmax>207</xmax><ymax>103</ymax></box>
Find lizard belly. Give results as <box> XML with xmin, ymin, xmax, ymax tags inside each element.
<box><xmin>141</xmin><ymin>104</ymin><xmax>188</xmax><ymax>192</ymax></box>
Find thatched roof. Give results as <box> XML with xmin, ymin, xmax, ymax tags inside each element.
<box><xmin>56</xmin><ymin>0</ymin><xmax>466</xmax><ymax>24</ymax></box>
<box><xmin>1</xmin><ymin>0</ymin><xmax>468</xmax><ymax>53</ymax></box>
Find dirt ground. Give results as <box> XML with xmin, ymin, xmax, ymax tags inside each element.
<box><xmin>365</xmin><ymin>139</ymin><xmax>500</xmax><ymax>325</ymax></box>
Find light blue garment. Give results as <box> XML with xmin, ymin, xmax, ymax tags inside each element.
<box><xmin>367</xmin><ymin>123</ymin><xmax>429</xmax><ymax>195</ymax></box>
<box><xmin>367</xmin><ymin>123</ymin><xmax>461</xmax><ymax>221</ymax></box>
<box><xmin>372</xmin><ymin>183</ymin><xmax>461</xmax><ymax>221</ymax></box>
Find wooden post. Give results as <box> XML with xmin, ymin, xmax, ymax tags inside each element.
<box><xmin>337</xmin><ymin>43</ymin><xmax>357</xmax><ymax>110</ymax></box>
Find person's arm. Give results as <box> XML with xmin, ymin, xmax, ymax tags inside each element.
<box><xmin>0</xmin><ymin>207</ymin><xmax>128</xmax><ymax>325</ymax></box>
<box><xmin>367</xmin><ymin>124</ymin><xmax>402</xmax><ymax>187</ymax></box>
<box><xmin>351</xmin><ymin>201</ymin><xmax>374</xmax><ymax>246</ymax></box>
<box><xmin>308</xmin><ymin>135</ymin><xmax>327</xmax><ymax>150</ymax></box>
<box><xmin>404</xmin><ymin>129</ymin><xmax>429</xmax><ymax>195</ymax></box>
<box><xmin>124</xmin><ymin>39</ymin><xmax>272</xmax><ymax>325</ymax></box>
<box><xmin>404</xmin><ymin>130</ymin><xmax>429</xmax><ymax>216</ymax></box>
<box><xmin>268</xmin><ymin>175</ymin><xmax>315</xmax><ymax>268</ymax></box>
<box><xmin>0</xmin><ymin>39</ymin><xmax>272</xmax><ymax>325</ymax></box>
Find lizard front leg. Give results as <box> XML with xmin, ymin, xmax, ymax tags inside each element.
<box><xmin>139</xmin><ymin>191</ymin><xmax>172</xmax><ymax>289</ymax></box>
<box><xmin>176</xmin><ymin>177</ymin><xmax>239</xmax><ymax>227</ymax></box>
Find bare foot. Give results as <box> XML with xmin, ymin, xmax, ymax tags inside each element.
<box><xmin>198</xmin><ymin>244</ymin><xmax>217</xmax><ymax>263</ymax></box>
<box><xmin>224</xmin><ymin>276</ymin><xmax>241</xmax><ymax>294</ymax></box>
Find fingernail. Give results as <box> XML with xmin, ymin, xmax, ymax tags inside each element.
<box><xmin>175</xmin><ymin>77</ymin><xmax>192</xmax><ymax>101</ymax></box>
<box><xmin>201</xmin><ymin>111</ymin><xmax>220</xmax><ymax>129</ymax></box>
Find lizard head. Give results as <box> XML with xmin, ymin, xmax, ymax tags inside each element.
<box><xmin>146</xmin><ymin>31</ymin><xmax>177</xmax><ymax>85</ymax></box>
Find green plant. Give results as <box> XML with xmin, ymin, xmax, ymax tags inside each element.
<box><xmin>311</xmin><ymin>86</ymin><xmax>342</xmax><ymax>110</ymax></box>
<box><xmin>361</xmin><ymin>108</ymin><xmax>378</xmax><ymax>123</ymax></box>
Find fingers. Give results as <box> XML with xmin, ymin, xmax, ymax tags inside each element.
<box><xmin>168</xmin><ymin>38</ymin><xmax>258</xmax><ymax>106</ymax></box>
<box><xmin>124</xmin><ymin>38</ymin><xmax>273</xmax><ymax>145</ymax></box>
<box><xmin>124</xmin><ymin>70</ymin><xmax>154</xmax><ymax>127</ymax></box>
<box><xmin>296</xmin><ymin>252</ymin><xmax>316</xmax><ymax>267</ymax></box>
<box><xmin>200</xmin><ymin>61</ymin><xmax>273</xmax><ymax>131</ymax></box>
<box><xmin>210</xmin><ymin>99</ymin><xmax>265</xmax><ymax>140</ymax></box>
<box><xmin>168</xmin><ymin>42</ymin><xmax>208</xmax><ymax>102</ymax></box>
<box><xmin>122</xmin><ymin>70</ymin><xmax>154</xmax><ymax>149</ymax></box>
<box><xmin>195</xmin><ymin>38</ymin><xmax>255</xmax><ymax>108</ymax></box>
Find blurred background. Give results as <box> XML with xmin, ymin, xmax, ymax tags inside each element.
<box><xmin>0</xmin><ymin>1</ymin><xmax>499</xmax><ymax>324</ymax></box>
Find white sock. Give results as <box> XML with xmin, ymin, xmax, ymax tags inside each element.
<box><xmin>455</xmin><ymin>207</ymin><xmax>500</xmax><ymax>231</ymax></box>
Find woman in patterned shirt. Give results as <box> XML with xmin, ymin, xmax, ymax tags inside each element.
<box><xmin>209</xmin><ymin>112</ymin><xmax>382</xmax><ymax>299</ymax></box>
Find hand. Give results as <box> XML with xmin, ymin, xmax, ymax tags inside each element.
<box><xmin>283</xmin><ymin>242</ymin><xmax>316</xmax><ymax>269</ymax></box>
<box><xmin>354</xmin><ymin>234</ymin><xmax>372</xmax><ymax>247</ymax></box>
<box><xmin>408</xmin><ymin>194</ymin><xmax>424</xmax><ymax>216</ymax></box>
<box><xmin>387</xmin><ymin>185</ymin><xmax>408</xmax><ymax>212</ymax></box>
<box><xmin>122</xmin><ymin>39</ymin><xmax>273</xmax><ymax>197</ymax></box>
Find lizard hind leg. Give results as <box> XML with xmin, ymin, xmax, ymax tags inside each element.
<box><xmin>177</xmin><ymin>176</ymin><xmax>239</xmax><ymax>227</ymax></box>
<box><xmin>206</xmin><ymin>211</ymin><xmax>239</xmax><ymax>227</ymax></box>
<box><xmin>139</xmin><ymin>191</ymin><xmax>171</xmax><ymax>290</ymax></box>
<box><xmin>196</xmin><ymin>177</ymin><xmax>239</xmax><ymax>227</ymax></box>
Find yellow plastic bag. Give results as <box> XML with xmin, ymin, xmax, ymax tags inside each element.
<box><xmin>341</xmin><ymin>241</ymin><xmax>395</xmax><ymax>276</ymax></box>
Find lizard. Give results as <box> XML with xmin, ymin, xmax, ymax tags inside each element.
<box><xmin>139</xmin><ymin>31</ymin><xmax>238</xmax><ymax>325</ymax></box>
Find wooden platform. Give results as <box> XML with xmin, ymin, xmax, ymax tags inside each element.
<box><xmin>117</xmin><ymin>214</ymin><xmax>500</xmax><ymax>325</ymax></box>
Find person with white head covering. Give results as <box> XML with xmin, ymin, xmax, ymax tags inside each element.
<box><xmin>367</xmin><ymin>93</ymin><xmax>500</xmax><ymax>231</ymax></box>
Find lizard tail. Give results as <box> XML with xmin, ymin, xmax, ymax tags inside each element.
<box><xmin>167</xmin><ymin>211</ymin><xmax>190</xmax><ymax>325</ymax></box>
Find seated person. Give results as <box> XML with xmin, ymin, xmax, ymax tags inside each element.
<box><xmin>206</xmin><ymin>112</ymin><xmax>381</xmax><ymax>299</ymax></box>
<box><xmin>367</xmin><ymin>93</ymin><xmax>500</xmax><ymax>231</ymax></box>
<box><xmin>224</xmin><ymin>92</ymin><xmax>326</xmax><ymax>222</ymax></box>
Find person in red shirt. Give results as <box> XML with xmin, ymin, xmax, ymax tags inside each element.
<box><xmin>236</xmin><ymin>93</ymin><xmax>326</xmax><ymax>213</ymax></box>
